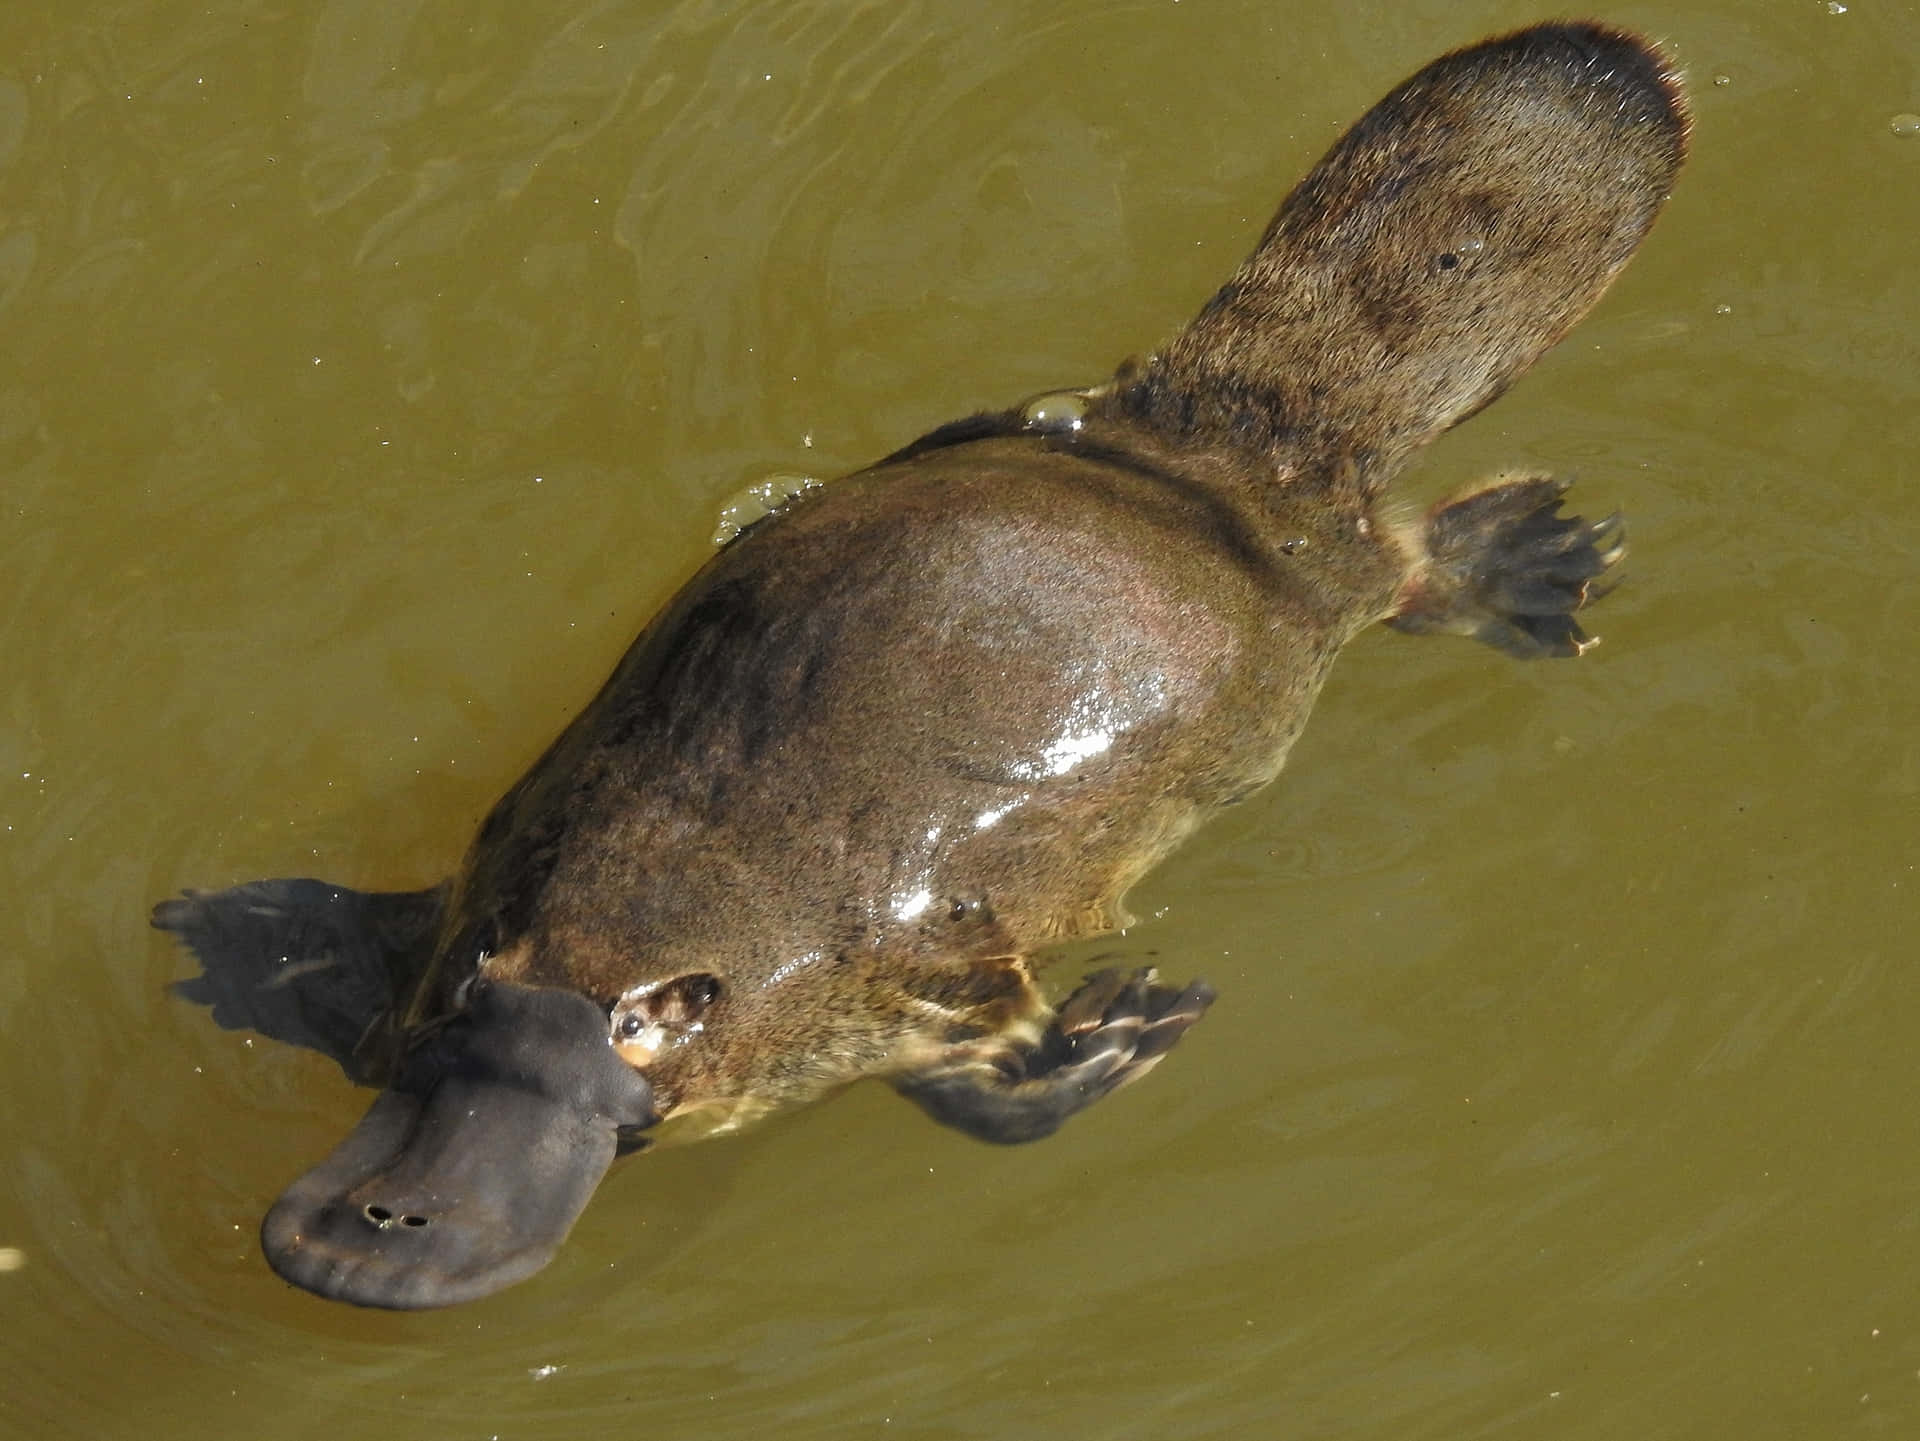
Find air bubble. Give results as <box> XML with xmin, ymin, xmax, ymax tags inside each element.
<box><xmin>711</xmin><ymin>472</ymin><xmax>822</xmax><ymax>546</ymax></box>
<box><xmin>1891</xmin><ymin>113</ymin><xmax>1920</xmax><ymax>138</ymax></box>
<box><xmin>1019</xmin><ymin>389</ymin><xmax>1090</xmax><ymax>435</ymax></box>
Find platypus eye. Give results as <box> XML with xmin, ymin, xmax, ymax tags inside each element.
<box><xmin>612</xmin><ymin>973</ymin><xmax>725</xmax><ymax>1040</ymax></box>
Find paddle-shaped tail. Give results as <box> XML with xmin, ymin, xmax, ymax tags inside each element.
<box><xmin>1113</xmin><ymin>23</ymin><xmax>1688</xmax><ymax>488</ymax></box>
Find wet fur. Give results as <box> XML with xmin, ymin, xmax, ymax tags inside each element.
<box><xmin>437</xmin><ymin>22</ymin><xmax>1686</xmax><ymax>1128</ymax></box>
<box><xmin>159</xmin><ymin>23</ymin><xmax>1687</xmax><ymax>1302</ymax></box>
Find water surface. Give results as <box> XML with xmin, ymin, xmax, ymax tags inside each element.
<box><xmin>2</xmin><ymin>1</ymin><xmax>1917</xmax><ymax>1437</ymax></box>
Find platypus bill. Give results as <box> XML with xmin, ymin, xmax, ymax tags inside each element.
<box><xmin>157</xmin><ymin>23</ymin><xmax>1687</xmax><ymax>1309</ymax></box>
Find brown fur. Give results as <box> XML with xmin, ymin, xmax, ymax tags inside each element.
<box><xmin>159</xmin><ymin>23</ymin><xmax>1689</xmax><ymax>1308</ymax></box>
<box><xmin>418</xmin><ymin>23</ymin><xmax>1686</xmax><ymax>1128</ymax></box>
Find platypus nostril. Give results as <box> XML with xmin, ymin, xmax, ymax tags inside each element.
<box><xmin>361</xmin><ymin>1203</ymin><xmax>432</xmax><ymax>1230</ymax></box>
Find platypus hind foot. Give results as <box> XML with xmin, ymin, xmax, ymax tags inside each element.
<box><xmin>1388</xmin><ymin>473</ymin><xmax>1625</xmax><ymax>660</ymax></box>
<box><xmin>894</xmin><ymin>968</ymin><xmax>1215</xmax><ymax>1145</ymax></box>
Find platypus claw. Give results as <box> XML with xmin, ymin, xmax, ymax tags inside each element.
<box><xmin>1390</xmin><ymin>472</ymin><xmax>1630</xmax><ymax>659</ymax></box>
<box><xmin>893</xmin><ymin>967</ymin><xmax>1216</xmax><ymax>1145</ymax></box>
<box><xmin>1048</xmin><ymin>966</ymin><xmax>1218</xmax><ymax>1079</ymax></box>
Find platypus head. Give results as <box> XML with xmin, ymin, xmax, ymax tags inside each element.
<box><xmin>261</xmin><ymin>980</ymin><xmax>658</xmax><ymax>1309</ymax></box>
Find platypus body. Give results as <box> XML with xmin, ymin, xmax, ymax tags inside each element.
<box><xmin>157</xmin><ymin>23</ymin><xmax>1688</xmax><ymax>1309</ymax></box>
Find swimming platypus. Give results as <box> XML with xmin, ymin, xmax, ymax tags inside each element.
<box><xmin>156</xmin><ymin>23</ymin><xmax>1687</xmax><ymax>1309</ymax></box>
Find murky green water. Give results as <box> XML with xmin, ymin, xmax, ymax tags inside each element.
<box><xmin>3</xmin><ymin>0</ymin><xmax>1917</xmax><ymax>1436</ymax></box>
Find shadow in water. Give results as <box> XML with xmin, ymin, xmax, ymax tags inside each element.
<box><xmin>154</xmin><ymin>879</ymin><xmax>446</xmax><ymax>1085</ymax></box>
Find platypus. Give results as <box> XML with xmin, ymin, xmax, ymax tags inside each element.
<box><xmin>156</xmin><ymin>22</ymin><xmax>1688</xmax><ymax>1309</ymax></box>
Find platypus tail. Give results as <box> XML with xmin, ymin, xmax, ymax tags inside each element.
<box><xmin>1109</xmin><ymin>23</ymin><xmax>1688</xmax><ymax>492</ymax></box>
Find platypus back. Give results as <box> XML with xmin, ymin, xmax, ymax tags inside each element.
<box><xmin>1114</xmin><ymin>23</ymin><xmax>1686</xmax><ymax>487</ymax></box>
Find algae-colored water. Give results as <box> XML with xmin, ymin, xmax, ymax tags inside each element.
<box><xmin>3</xmin><ymin>2</ymin><xmax>1918</xmax><ymax>1437</ymax></box>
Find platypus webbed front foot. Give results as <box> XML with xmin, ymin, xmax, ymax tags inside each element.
<box><xmin>1388</xmin><ymin>473</ymin><xmax>1626</xmax><ymax>660</ymax></box>
<box><xmin>894</xmin><ymin>968</ymin><xmax>1216</xmax><ymax>1145</ymax></box>
<box><xmin>156</xmin><ymin>878</ymin><xmax>447</xmax><ymax>1085</ymax></box>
